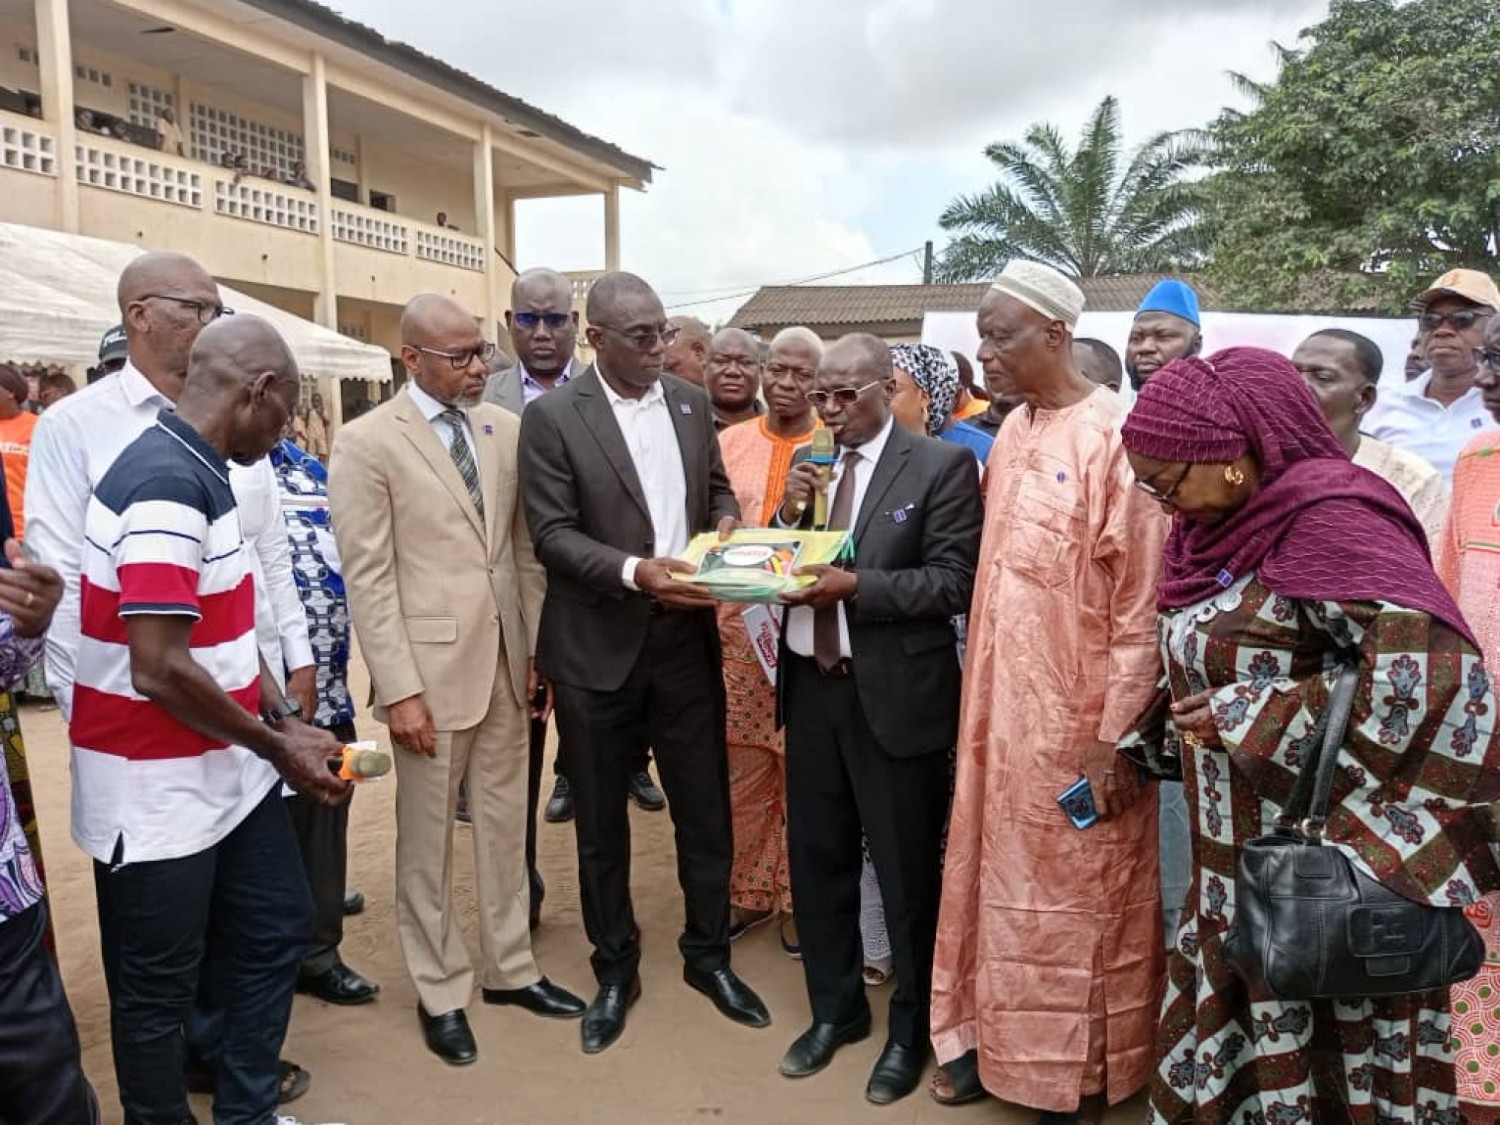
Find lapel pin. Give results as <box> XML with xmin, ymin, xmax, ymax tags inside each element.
<box><xmin>679</xmin><ymin>402</ymin><xmax>692</xmax><ymax>415</ymax></box>
<box><xmin>1056</xmin><ymin>471</ymin><xmax>1068</xmax><ymax>483</ymax></box>
<box><xmin>482</xmin><ymin>423</ymin><xmax>493</xmax><ymax>435</ymax></box>
<box><xmin>892</xmin><ymin>509</ymin><xmax>908</xmax><ymax>524</ymax></box>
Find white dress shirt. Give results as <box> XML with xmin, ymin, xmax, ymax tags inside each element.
<box><xmin>784</xmin><ymin>416</ymin><xmax>895</xmax><ymax>659</ymax></box>
<box><xmin>230</xmin><ymin>457</ymin><xmax>315</xmax><ymax>689</ymax></box>
<box><xmin>598</xmin><ymin>369</ymin><xmax>689</xmax><ymax>590</ymax></box>
<box><xmin>25</xmin><ymin>361</ymin><xmax>311</xmax><ymax>716</ymax></box>
<box><xmin>520</xmin><ymin>361</ymin><xmax>571</xmax><ymax>406</ymax></box>
<box><xmin>406</xmin><ymin>379</ymin><xmax>479</xmax><ymax>461</ymax></box>
<box><xmin>1364</xmin><ymin>370</ymin><xmax>1497</xmax><ymax>481</ymax></box>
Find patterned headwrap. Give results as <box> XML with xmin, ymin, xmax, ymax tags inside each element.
<box><xmin>1121</xmin><ymin>348</ymin><xmax>1474</xmax><ymax>645</ymax></box>
<box><xmin>889</xmin><ymin>344</ymin><xmax>959</xmax><ymax>437</ymax></box>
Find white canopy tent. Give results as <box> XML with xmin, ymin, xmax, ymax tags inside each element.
<box><xmin>0</xmin><ymin>223</ymin><xmax>393</xmax><ymax>385</ymax></box>
<box><xmin>923</xmin><ymin>309</ymin><xmax>1419</xmax><ymax>401</ymax></box>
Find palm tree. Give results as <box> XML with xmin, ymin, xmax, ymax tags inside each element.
<box><xmin>933</xmin><ymin>96</ymin><xmax>1207</xmax><ymax>282</ymax></box>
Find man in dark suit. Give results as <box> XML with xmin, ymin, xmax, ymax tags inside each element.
<box><xmin>480</xmin><ymin>268</ymin><xmax>662</xmax><ymax>933</ymax></box>
<box><xmin>518</xmin><ymin>272</ymin><xmax>769</xmax><ymax>1055</ymax></box>
<box><xmin>771</xmin><ymin>333</ymin><xmax>982</xmax><ymax>1105</ymax></box>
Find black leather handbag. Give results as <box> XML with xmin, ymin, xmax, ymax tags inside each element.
<box><xmin>1222</xmin><ymin>659</ymin><xmax>1483</xmax><ymax>1000</ymax></box>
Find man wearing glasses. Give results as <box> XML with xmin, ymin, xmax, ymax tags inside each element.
<box><xmin>519</xmin><ymin>272</ymin><xmax>769</xmax><ymax>1055</ymax></box>
<box><xmin>483</xmin><ymin>269</ymin><xmax>664</xmax><ymax>886</ymax></box>
<box><xmin>1366</xmin><ymin>269</ymin><xmax>1500</xmax><ymax>480</ymax></box>
<box><xmin>330</xmin><ymin>293</ymin><xmax>586</xmax><ymax>1066</ymax></box>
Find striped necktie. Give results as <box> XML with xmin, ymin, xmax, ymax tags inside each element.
<box><xmin>441</xmin><ymin>407</ymin><xmax>484</xmax><ymax>517</ymax></box>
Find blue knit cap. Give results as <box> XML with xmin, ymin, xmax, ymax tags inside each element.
<box><xmin>1136</xmin><ymin>279</ymin><xmax>1201</xmax><ymax>327</ymax></box>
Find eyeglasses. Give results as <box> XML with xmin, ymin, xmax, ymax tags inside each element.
<box><xmin>140</xmin><ymin>294</ymin><xmax>234</xmax><ymax>325</ymax></box>
<box><xmin>415</xmin><ymin>342</ymin><xmax>496</xmax><ymax>370</ymax></box>
<box><xmin>1133</xmin><ymin>462</ymin><xmax>1193</xmax><ymax>504</ymax></box>
<box><xmin>513</xmin><ymin>311</ymin><xmax>572</xmax><ymax>332</ymax></box>
<box><xmin>594</xmin><ymin>323</ymin><xmax>680</xmax><ymax>351</ymax></box>
<box><xmin>1419</xmin><ymin>309</ymin><xmax>1492</xmax><ymax>333</ymax></box>
<box><xmin>1477</xmin><ymin>348</ymin><xmax>1500</xmax><ymax>370</ymax></box>
<box><xmin>805</xmin><ymin>381</ymin><xmax>884</xmax><ymax>410</ymax></box>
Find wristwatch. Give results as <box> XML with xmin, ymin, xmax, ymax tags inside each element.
<box><xmin>263</xmin><ymin>697</ymin><xmax>303</xmax><ymax>728</ymax></box>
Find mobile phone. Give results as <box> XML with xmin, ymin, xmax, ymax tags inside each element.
<box><xmin>1057</xmin><ymin>776</ymin><xmax>1099</xmax><ymax>830</ymax></box>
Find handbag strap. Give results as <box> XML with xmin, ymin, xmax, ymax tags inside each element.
<box><xmin>1279</xmin><ymin>655</ymin><xmax>1362</xmax><ymax>840</ymax></box>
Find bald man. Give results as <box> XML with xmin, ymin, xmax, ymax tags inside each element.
<box><xmin>26</xmin><ymin>252</ymin><xmax>333</xmax><ymax>1098</ymax></box>
<box><xmin>664</xmin><ymin>315</ymin><xmax>712</xmax><ymax>386</ymax></box>
<box><xmin>77</xmin><ymin>315</ymin><xmax>348</xmax><ymax>1125</ymax></box>
<box><xmin>329</xmin><ymin>294</ymin><xmax>584</xmax><ymax>1066</ymax></box>
<box><xmin>705</xmin><ymin>327</ymin><xmax>767</xmax><ymax>429</ymax></box>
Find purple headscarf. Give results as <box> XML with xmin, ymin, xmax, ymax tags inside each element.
<box><xmin>1121</xmin><ymin>348</ymin><xmax>1475</xmax><ymax>646</ymax></box>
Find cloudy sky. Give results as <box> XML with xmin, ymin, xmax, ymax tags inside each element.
<box><xmin>336</xmin><ymin>0</ymin><xmax>1330</xmax><ymax>321</ymax></box>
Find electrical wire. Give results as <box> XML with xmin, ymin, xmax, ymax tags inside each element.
<box><xmin>661</xmin><ymin>247</ymin><xmax>927</xmax><ymax>311</ymax></box>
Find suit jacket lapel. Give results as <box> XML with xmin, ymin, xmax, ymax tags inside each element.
<box><xmin>854</xmin><ymin>427</ymin><xmax>912</xmax><ymax>543</ymax></box>
<box><xmin>474</xmin><ymin>413</ymin><xmax>500</xmax><ymax>547</ymax></box>
<box><xmin>662</xmin><ymin>378</ymin><xmax>703</xmax><ymax>527</ymax></box>
<box><xmin>573</xmin><ymin>367</ymin><xmax>652</xmax><ymax>524</ymax></box>
<box><xmin>394</xmin><ymin>390</ymin><xmax>486</xmax><ymax>542</ymax></box>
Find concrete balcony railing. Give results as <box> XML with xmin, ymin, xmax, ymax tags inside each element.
<box><xmin>331</xmin><ymin>204</ymin><xmax>409</xmax><ymax>256</ymax></box>
<box><xmin>76</xmin><ymin>135</ymin><xmax>202</xmax><ymax>209</ymax></box>
<box><xmin>567</xmin><ymin>270</ymin><xmax>603</xmax><ymax>301</ymax></box>
<box><xmin>415</xmin><ymin>227</ymin><xmax>484</xmax><ymax>273</ymax></box>
<box><xmin>215</xmin><ymin>177</ymin><xmax>319</xmax><ymax>235</ymax></box>
<box><xmin>0</xmin><ymin>119</ymin><xmax>56</xmax><ymax>177</ymax></box>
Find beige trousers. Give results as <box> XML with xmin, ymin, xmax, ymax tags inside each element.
<box><xmin>393</xmin><ymin>669</ymin><xmax>537</xmax><ymax>1015</ymax></box>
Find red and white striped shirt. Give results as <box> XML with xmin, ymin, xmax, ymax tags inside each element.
<box><xmin>71</xmin><ymin>412</ymin><xmax>276</xmax><ymax>866</ymax></box>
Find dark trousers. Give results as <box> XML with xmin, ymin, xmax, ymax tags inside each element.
<box><xmin>552</xmin><ymin>610</ymin><xmax>732</xmax><ymax>985</ymax></box>
<box><xmin>526</xmin><ymin>714</ymin><xmax>546</xmax><ymax>909</ymax></box>
<box><xmin>784</xmin><ymin>656</ymin><xmax>950</xmax><ymax>1048</ymax></box>
<box><xmin>288</xmin><ymin>718</ymin><xmax>357</xmax><ymax>975</ymax></box>
<box><xmin>0</xmin><ymin>901</ymin><xmax>98</xmax><ymax>1125</ymax></box>
<box><xmin>96</xmin><ymin>786</ymin><xmax>312</xmax><ymax>1125</ymax></box>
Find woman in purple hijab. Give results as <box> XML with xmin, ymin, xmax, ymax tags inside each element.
<box><xmin>1119</xmin><ymin>348</ymin><xmax>1500</xmax><ymax>1124</ymax></box>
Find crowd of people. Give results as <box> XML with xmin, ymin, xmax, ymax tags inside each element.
<box><xmin>2</xmin><ymin>246</ymin><xmax>1500</xmax><ymax>1125</ymax></box>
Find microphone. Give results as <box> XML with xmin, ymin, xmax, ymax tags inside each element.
<box><xmin>336</xmin><ymin>744</ymin><xmax>392</xmax><ymax>782</ymax></box>
<box><xmin>808</xmin><ymin>428</ymin><xmax>837</xmax><ymax>530</ymax></box>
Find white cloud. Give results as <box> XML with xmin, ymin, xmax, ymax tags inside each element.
<box><xmin>333</xmin><ymin>0</ymin><xmax>1331</xmax><ymax>322</ymax></box>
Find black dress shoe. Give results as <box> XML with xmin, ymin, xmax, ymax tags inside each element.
<box><xmin>779</xmin><ymin>1012</ymin><xmax>872</xmax><ymax>1078</ymax></box>
<box><xmin>297</xmin><ymin>962</ymin><xmax>380</xmax><ymax>1006</ymax></box>
<box><xmin>627</xmin><ymin>769</ymin><xmax>666</xmax><ymax>811</ymax></box>
<box><xmin>866</xmin><ymin>1040</ymin><xmax>927</xmax><ymax>1105</ymax></box>
<box><xmin>483</xmin><ymin>977</ymin><xmax>586</xmax><ymax>1019</ymax></box>
<box><xmin>342</xmin><ymin>888</ymin><xmax>365</xmax><ymax>916</ymax></box>
<box><xmin>683</xmin><ymin>965</ymin><xmax>770</xmax><ymax>1028</ymax></box>
<box><xmin>419</xmin><ymin>1006</ymin><xmax>477</xmax><ymax>1066</ymax></box>
<box><xmin>580</xmin><ymin>977</ymin><xmax>641</xmax><ymax>1054</ymax></box>
<box><xmin>544</xmin><ymin>776</ymin><xmax>574</xmax><ymax>823</ymax></box>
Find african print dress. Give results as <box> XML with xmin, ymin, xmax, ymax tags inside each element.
<box><xmin>1141</xmin><ymin>574</ymin><xmax>1500</xmax><ymax>1124</ymax></box>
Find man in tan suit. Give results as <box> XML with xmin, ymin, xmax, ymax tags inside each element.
<box><xmin>329</xmin><ymin>294</ymin><xmax>584</xmax><ymax>1066</ymax></box>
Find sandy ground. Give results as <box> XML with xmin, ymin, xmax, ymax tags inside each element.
<box><xmin>22</xmin><ymin>648</ymin><xmax>1146</xmax><ymax>1125</ymax></box>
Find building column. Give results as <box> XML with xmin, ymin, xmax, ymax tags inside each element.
<box><xmin>498</xmin><ymin>188</ymin><xmax>516</xmax><ymax>265</ymax></box>
<box><xmin>603</xmin><ymin>182</ymin><xmax>620</xmax><ymax>271</ymax></box>
<box><xmin>472</xmin><ymin>123</ymin><xmax>498</xmax><ymax>340</ymax></box>
<box><xmin>302</xmin><ymin>52</ymin><xmax>342</xmax><ymax>429</ymax></box>
<box><xmin>354</xmin><ymin>134</ymin><xmax>369</xmax><ymax>205</ymax></box>
<box><xmin>34</xmin><ymin>0</ymin><xmax>77</xmax><ymax>232</ymax></box>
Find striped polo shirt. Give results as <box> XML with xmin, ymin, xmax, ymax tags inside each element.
<box><xmin>71</xmin><ymin>410</ymin><xmax>277</xmax><ymax>866</ymax></box>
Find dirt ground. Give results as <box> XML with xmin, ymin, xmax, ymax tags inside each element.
<box><xmin>22</xmin><ymin>648</ymin><xmax>1146</xmax><ymax>1125</ymax></box>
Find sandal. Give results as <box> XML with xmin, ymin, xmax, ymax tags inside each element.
<box><xmin>278</xmin><ymin>1061</ymin><xmax>311</xmax><ymax>1105</ymax></box>
<box><xmin>930</xmin><ymin>1049</ymin><xmax>987</xmax><ymax>1106</ymax></box>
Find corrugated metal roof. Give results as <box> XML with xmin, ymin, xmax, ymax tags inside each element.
<box><xmin>241</xmin><ymin>0</ymin><xmax>655</xmax><ymax>185</ymax></box>
<box><xmin>727</xmin><ymin>274</ymin><xmax>1231</xmax><ymax>332</ymax></box>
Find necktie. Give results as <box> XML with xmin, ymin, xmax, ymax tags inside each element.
<box><xmin>813</xmin><ymin>449</ymin><xmax>860</xmax><ymax>673</ymax></box>
<box><xmin>441</xmin><ymin>407</ymin><xmax>484</xmax><ymax>517</ymax></box>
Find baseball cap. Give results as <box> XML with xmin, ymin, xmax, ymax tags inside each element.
<box><xmin>1411</xmin><ymin>269</ymin><xmax>1500</xmax><ymax>312</ymax></box>
<box><xmin>98</xmin><ymin>325</ymin><xmax>128</xmax><ymax>364</ymax></box>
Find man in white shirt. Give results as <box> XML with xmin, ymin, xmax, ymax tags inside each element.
<box><xmin>1365</xmin><ymin>269</ymin><xmax>1499</xmax><ymax>480</ymax></box>
<box><xmin>24</xmin><ymin>251</ymin><xmax>321</xmax><ymax>1108</ymax></box>
<box><xmin>1292</xmin><ymin>328</ymin><xmax>1449</xmax><ymax>546</ymax></box>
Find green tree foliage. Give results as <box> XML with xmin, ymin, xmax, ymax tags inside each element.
<box><xmin>1203</xmin><ymin>0</ymin><xmax>1500</xmax><ymax>313</ymax></box>
<box><xmin>933</xmin><ymin>96</ymin><xmax>1206</xmax><ymax>282</ymax></box>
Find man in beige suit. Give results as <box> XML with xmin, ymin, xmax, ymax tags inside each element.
<box><xmin>328</xmin><ymin>294</ymin><xmax>585</xmax><ymax>1066</ymax></box>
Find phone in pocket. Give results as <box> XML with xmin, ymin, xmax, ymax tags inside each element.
<box><xmin>1057</xmin><ymin>776</ymin><xmax>1099</xmax><ymax>830</ymax></box>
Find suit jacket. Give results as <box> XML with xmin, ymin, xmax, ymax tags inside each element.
<box><xmin>518</xmin><ymin>366</ymin><xmax>740</xmax><ymax>691</ymax></box>
<box><xmin>776</xmin><ymin>425</ymin><xmax>983</xmax><ymax>757</ymax></box>
<box><xmin>482</xmin><ymin>359</ymin><xmax>586</xmax><ymax>417</ymax></box>
<box><xmin>327</xmin><ymin>388</ymin><xmax>545</xmax><ymax>730</ymax></box>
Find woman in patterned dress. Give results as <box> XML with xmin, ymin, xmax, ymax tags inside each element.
<box><xmin>1118</xmin><ymin>348</ymin><xmax>1500</xmax><ymax>1124</ymax></box>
